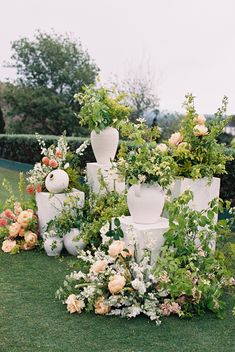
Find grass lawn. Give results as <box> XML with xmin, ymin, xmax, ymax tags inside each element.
<box><xmin>0</xmin><ymin>167</ymin><xmax>234</xmax><ymax>352</ymax></box>
<box><xmin>0</xmin><ymin>167</ymin><xmax>20</xmax><ymax>202</ymax></box>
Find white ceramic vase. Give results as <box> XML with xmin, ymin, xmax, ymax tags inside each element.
<box><xmin>127</xmin><ymin>183</ymin><xmax>166</xmax><ymax>224</ymax></box>
<box><xmin>171</xmin><ymin>177</ymin><xmax>221</xmax><ymax>212</ymax></box>
<box><xmin>36</xmin><ymin>189</ymin><xmax>85</xmax><ymax>235</ymax></box>
<box><xmin>63</xmin><ymin>228</ymin><xmax>85</xmax><ymax>256</ymax></box>
<box><xmin>90</xmin><ymin>127</ymin><xmax>119</xmax><ymax>165</ymax></box>
<box><xmin>45</xmin><ymin>169</ymin><xmax>69</xmax><ymax>193</ymax></box>
<box><xmin>43</xmin><ymin>237</ymin><xmax>63</xmax><ymax>256</ymax></box>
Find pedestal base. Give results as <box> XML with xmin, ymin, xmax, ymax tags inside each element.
<box><xmin>119</xmin><ymin>216</ymin><xmax>169</xmax><ymax>265</ymax></box>
<box><xmin>87</xmin><ymin>163</ymin><xmax>125</xmax><ymax>194</ymax></box>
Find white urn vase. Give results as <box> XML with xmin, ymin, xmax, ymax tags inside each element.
<box><xmin>90</xmin><ymin>127</ymin><xmax>119</xmax><ymax>165</ymax></box>
<box><xmin>64</xmin><ymin>228</ymin><xmax>85</xmax><ymax>256</ymax></box>
<box><xmin>36</xmin><ymin>189</ymin><xmax>85</xmax><ymax>235</ymax></box>
<box><xmin>127</xmin><ymin>183</ymin><xmax>166</xmax><ymax>224</ymax></box>
<box><xmin>43</xmin><ymin>237</ymin><xmax>63</xmax><ymax>256</ymax></box>
<box><xmin>45</xmin><ymin>169</ymin><xmax>69</xmax><ymax>193</ymax></box>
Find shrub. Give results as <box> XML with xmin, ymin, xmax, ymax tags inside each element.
<box><xmin>220</xmin><ymin>148</ymin><xmax>235</xmax><ymax>206</ymax></box>
<box><xmin>0</xmin><ymin>134</ymin><xmax>95</xmax><ymax>168</ymax></box>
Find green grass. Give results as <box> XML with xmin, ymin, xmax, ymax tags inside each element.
<box><xmin>0</xmin><ymin>167</ymin><xmax>20</xmax><ymax>202</ymax></box>
<box><xmin>0</xmin><ymin>166</ymin><xmax>234</xmax><ymax>352</ymax></box>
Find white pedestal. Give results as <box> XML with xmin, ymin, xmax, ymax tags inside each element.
<box><xmin>36</xmin><ymin>189</ymin><xmax>84</xmax><ymax>236</ymax></box>
<box><xmin>171</xmin><ymin>177</ymin><xmax>220</xmax><ymax>212</ymax></box>
<box><xmin>119</xmin><ymin>216</ymin><xmax>169</xmax><ymax>265</ymax></box>
<box><xmin>87</xmin><ymin>163</ymin><xmax>125</xmax><ymax>194</ymax></box>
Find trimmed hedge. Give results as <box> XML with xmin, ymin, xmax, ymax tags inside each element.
<box><xmin>0</xmin><ymin>134</ymin><xmax>95</xmax><ymax>168</ymax></box>
<box><xmin>0</xmin><ymin>134</ymin><xmax>234</xmax><ymax>205</ymax></box>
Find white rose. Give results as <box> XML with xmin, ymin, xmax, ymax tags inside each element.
<box><xmin>193</xmin><ymin>124</ymin><xmax>208</xmax><ymax>136</ymax></box>
<box><xmin>108</xmin><ymin>274</ymin><xmax>126</xmax><ymax>294</ymax></box>
<box><xmin>168</xmin><ymin>132</ymin><xmax>183</xmax><ymax>146</ymax></box>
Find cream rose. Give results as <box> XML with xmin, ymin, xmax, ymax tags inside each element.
<box><xmin>8</xmin><ymin>222</ymin><xmax>21</xmax><ymax>238</ymax></box>
<box><xmin>108</xmin><ymin>240</ymin><xmax>125</xmax><ymax>257</ymax></box>
<box><xmin>108</xmin><ymin>274</ymin><xmax>126</xmax><ymax>294</ymax></box>
<box><xmin>23</xmin><ymin>231</ymin><xmax>37</xmax><ymax>250</ymax></box>
<box><xmin>17</xmin><ymin>210</ymin><xmax>33</xmax><ymax>228</ymax></box>
<box><xmin>90</xmin><ymin>260</ymin><xmax>108</xmax><ymax>274</ymax></box>
<box><xmin>194</xmin><ymin>114</ymin><xmax>206</xmax><ymax>125</ymax></box>
<box><xmin>2</xmin><ymin>239</ymin><xmax>17</xmax><ymax>253</ymax></box>
<box><xmin>193</xmin><ymin>124</ymin><xmax>208</xmax><ymax>136</ymax></box>
<box><xmin>168</xmin><ymin>132</ymin><xmax>183</xmax><ymax>146</ymax></box>
<box><xmin>156</xmin><ymin>143</ymin><xmax>168</xmax><ymax>152</ymax></box>
<box><xmin>65</xmin><ymin>294</ymin><xmax>85</xmax><ymax>314</ymax></box>
<box><xmin>94</xmin><ymin>297</ymin><xmax>111</xmax><ymax>315</ymax></box>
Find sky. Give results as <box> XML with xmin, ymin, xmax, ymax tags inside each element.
<box><xmin>1</xmin><ymin>0</ymin><xmax>235</xmax><ymax>114</ymax></box>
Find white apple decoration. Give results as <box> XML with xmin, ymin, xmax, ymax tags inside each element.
<box><xmin>45</xmin><ymin>169</ymin><xmax>69</xmax><ymax>194</ymax></box>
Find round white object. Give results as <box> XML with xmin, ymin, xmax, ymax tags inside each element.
<box><xmin>90</xmin><ymin>127</ymin><xmax>119</xmax><ymax>165</ymax></box>
<box><xmin>43</xmin><ymin>237</ymin><xmax>63</xmax><ymax>256</ymax></box>
<box><xmin>45</xmin><ymin>169</ymin><xmax>69</xmax><ymax>194</ymax></box>
<box><xmin>127</xmin><ymin>183</ymin><xmax>166</xmax><ymax>224</ymax></box>
<box><xmin>64</xmin><ymin>228</ymin><xmax>85</xmax><ymax>256</ymax></box>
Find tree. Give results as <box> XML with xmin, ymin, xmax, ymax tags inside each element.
<box><xmin>3</xmin><ymin>31</ymin><xmax>99</xmax><ymax>135</ymax></box>
<box><xmin>113</xmin><ymin>65</ymin><xmax>159</xmax><ymax>122</ymax></box>
<box><xmin>0</xmin><ymin>106</ymin><xmax>5</xmax><ymax>133</ymax></box>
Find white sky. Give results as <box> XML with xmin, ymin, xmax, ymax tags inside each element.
<box><xmin>1</xmin><ymin>0</ymin><xmax>235</xmax><ymax>114</ymax></box>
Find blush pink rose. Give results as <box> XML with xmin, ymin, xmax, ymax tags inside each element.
<box><xmin>9</xmin><ymin>222</ymin><xmax>21</xmax><ymax>238</ymax></box>
<box><xmin>90</xmin><ymin>260</ymin><xmax>108</xmax><ymax>274</ymax></box>
<box><xmin>14</xmin><ymin>202</ymin><xmax>23</xmax><ymax>216</ymax></box>
<box><xmin>193</xmin><ymin>124</ymin><xmax>208</xmax><ymax>136</ymax></box>
<box><xmin>194</xmin><ymin>114</ymin><xmax>206</xmax><ymax>125</ymax></box>
<box><xmin>168</xmin><ymin>132</ymin><xmax>183</xmax><ymax>146</ymax></box>
<box><xmin>156</xmin><ymin>143</ymin><xmax>168</xmax><ymax>153</ymax></box>
<box><xmin>2</xmin><ymin>239</ymin><xmax>17</xmax><ymax>253</ymax></box>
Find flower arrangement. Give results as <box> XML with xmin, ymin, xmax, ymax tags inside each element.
<box><xmin>115</xmin><ymin>119</ymin><xmax>177</xmax><ymax>188</ymax></box>
<box><xmin>168</xmin><ymin>94</ymin><xmax>233</xmax><ymax>180</ymax></box>
<box><xmin>26</xmin><ymin>134</ymin><xmax>89</xmax><ymax>194</ymax></box>
<box><xmin>1</xmin><ymin>206</ymin><xmax>38</xmax><ymax>254</ymax></box>
<box><xmin>74</xmin><ymin>83</ymin><xmax>132</xmax><ymax>132</ymax></box>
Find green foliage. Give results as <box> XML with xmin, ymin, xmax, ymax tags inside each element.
<box><xmin>169</xmin><ymin>94</ymin><xmax>233</xmax><ymax>179</ymax></box>
<box><xmin>75</xmin><ymin>84</ymin><xmax>132</xmax><ymax>132</ymax></box>
<box><xmin>0</xmin><ymin>106</ymin><xmax>5</xmax><ymax>133</ymax></box>
<box><xmin>154</xmin><ymin>191</ymin><xmax>234</xmax><ymax>318</ymax></box>
<box><xmin>3</xmin><ymin>30</ymin><xmax>99</xmax><ymax>135</ymax></box>
<box><xmin>106</xmin><ymin>218</ymin><xmax>124</xmax><ymax>240</ymax></box>
<box><xmin>220</xmin><ymin>149</ymin><xmax>235</xmax><ymax>206</ymax></box>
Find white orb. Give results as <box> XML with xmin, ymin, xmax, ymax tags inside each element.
<box><xmin>45</xmin><ymin>170</ymin><xmax>69</xmax><ymax>194</ymax></box>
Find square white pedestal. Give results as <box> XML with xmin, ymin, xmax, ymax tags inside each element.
<box><xmin>119</xmin><ymin>216</ymin><xmax>169</xmax><ymax>265</ymax></box>
<box><xmin>87</xmin><ymin>163</ymin><xmax>125</xmax><ymax>194</ymax></box>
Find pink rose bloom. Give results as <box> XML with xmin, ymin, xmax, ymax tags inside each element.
<box><xmin>4</xmin><ymin>209</ymin><xmax>15</xmax><ymax>220</ymax></box>
<box><xmin>193</xmin><ymin>125</ymin><xmax>208</xmax><ymax>136</ymax></box>
<box><xmin>49</xmin><ymin>159</ymin><xmax>58</xmax><ymax>168</ymax></box>
<box><xmin>14</xmin><ymin>202</ymin><xmax>23</xmax><ymax>216</ymax></box>
<box><xmin>108</xmin><ymin>240</ymin><xmax>125</xmax><ymax>257</ymax></box>
<box><xmin>17</xmin><ymin>211</ymin><xmax>33</xmax><ymax>228</ymax></box>
<box><xmin>55</xmin><ymin>148</ymin><xmax>63</xmax><ymax>158</ymax></box>
<box><xmin>0</xmin><ymin>218</ymin><xmax>7</xmax><ymax>227</ymax></box>
<box><xmin>194</xmin><ymin>114</ymin><xmax>206</xmax><ymax>125</ymax></box>
<box><xmin>42</xmin><ymin>156</ymin><xmax>50</xmax><ymax>166</ymax></box>
<box><xmin>108</xmin><ymin>274</ymin><xmax>126</xmax><ymax>294</ymax></box>
<box><xmin>2</xmin><ymin>239</ymin><xmax>17</xmax><ymax>253</ymax></box>
<box><xmin>168</xmin><ymin>132</ymin><xmax>183</xmax><ymax>146</ymax></box>
<box><xmin>9</xmin><ymin>222</ymin><xmax>21</xmax><ymax>238</ymax></box>
<box><xmin>26</xmin><ymin>184</ymin><xmax>35</xmax><ymax>195</ymax></box>
<box><xmin>36</xmin><ymin>184</ymin><xmax>42</xmax><ymax>193</ymax></box>
<box><xmin>65</xmin><ymin>294</ymin><xmax>85</xmax><ymax>314</ymax></box>
<box><xmin>90</xmin><ymin>260</ymin><xmax>108</xmax><ymax>274</ymax></box>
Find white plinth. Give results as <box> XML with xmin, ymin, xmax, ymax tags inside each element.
<box><xmin>119</xmin><ymin>216</ymin><xmax>169</xmax><ymax>265</ymax></box>
<box><xmin>36</xmin><ymin>188</ymin><xmax>84</xmax><ymax>236</ymax></box>
<box><xmin>87</xmin><ymin>163</ymin><xmax>125</xmax><ymax>194</ymax></box>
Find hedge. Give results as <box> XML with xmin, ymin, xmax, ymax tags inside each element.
<box><xmin>0</xmin><ymin>134</ymin><xmax>234</xmax><ymax>205</ymax></box>
<box><xmin>0</xmin><ymin>134</ymin><xmax>95</xmax><ymax>168</ymax></box>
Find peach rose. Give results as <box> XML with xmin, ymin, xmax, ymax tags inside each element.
<box><xmin>194</xmin><ymin>114</ymin><xmax>206</xmax><ymax>125</ymax></box>
<box><xmin>90</xmin><ymin>260</ymin><xmax>108</xmax><ymax>274</ymax></box>
<box><xmin>42</xmin><ymin>156</ymin><xmax>50</xmax><ymax>166</ymax></box>
<box><xmin>4</xmin><ymin>209</ymin><xmax>15</xmax><ymax>220</ymax></box>
<box><xmin>65</xmin><ymin>294</ymin><xmax>85</xmax><ymax>314</ymax></box>
<box><xmin>108</xmin><ymin>240</ymin><xmax>125</xmax><ymax>257</ymax></box>
<box><xmin>2</xmin><ymin>239</ymin><xmax>17</xmax><ymax>253</ymax></box>
<box><xmin>168</xmin><ymin>132</ymin><xmax>183</xmax><ymax>146</ymax></box>
<box><xmin>49</xmin><ymin>159</ymin><xmax>58</xmax><ymax>168</ymax></box>
<box><xmin>17</xmin><ymin>211</ymin><xmax>33</xmax><ymax>228</ymax></box>
<box><xmin>108</xmin><ymin>274</ymin><xmax>126</xmax><ymax>294</ymax></box>
<box><xmin>14</xmin><ymin>202</ymin><xmax>23</xmax><ymax>216</ymax></box>
<box><xmin>19</xmin><ymin>228</ymin><xmax>25</xmax><ymax>237</ymax></box>
<box><xmin>9</xmin><ymin>222</ymin><xmax>21</xmax><ymax>238</ymax></box>
<box><xmin>26</xmin><ymin>184</ymin><xmax>35</xmax><ymax>195</ymax></box>
<box><xmin>94</xmin><ymin>297</ymin><xmax>111</xmax><ymax>315</ymax></box>
<box><xmin>24</xmin><ymin>231</ymin><xmax>37</xmax><ymax>249</ymax></box>
<box><xmin>156</xmin><ymin>143</ymin><xmax>168</xmax><ymax>153</ymax></box>
<box><xmin>193</xmin><ymin>124</ymin><xmax>208</xmax><ymax>136</ymax></box>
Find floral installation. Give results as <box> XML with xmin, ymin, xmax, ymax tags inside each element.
<box><xmin>115</xmin><ymin>119</ymin><xmax>177</xmax><ymax>188</ymax></box>
<box><xmin>168</xmin><ymin>94</ymin><xmax>233</xmax><ymax>180</ymax></box>
<box><xmin>74</xmin><ymin>82</ymin><xmax>132</xmax><ymax>132</ymax></box>
<box><xmin>26</xmin><ymin>134</ymin><xmax>89</xmax><ymax>194</ymax></box>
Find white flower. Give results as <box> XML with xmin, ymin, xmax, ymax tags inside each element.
<box><xmin>76</xmin><ymin>139</ymin><xmax>90</xmax><ymax>155</ymax></box>
<box><xmin>127</xmin><ymin>305</ymin><xmax>142</xmax><ymax>318</ymax></box>
<box><xmin>64</xmin><ymin>163</ymin><xmax>70</xmax><ymax>169</ymax></box>
<box><xmin>138</xmin><ymin>174</ymin><xmax>146</xmax><ymax>183</ymax></box>
<box><xmin>131</xmin><ymin>278</ymin><xmax>147</xmax><ymax>294</ymax></box>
